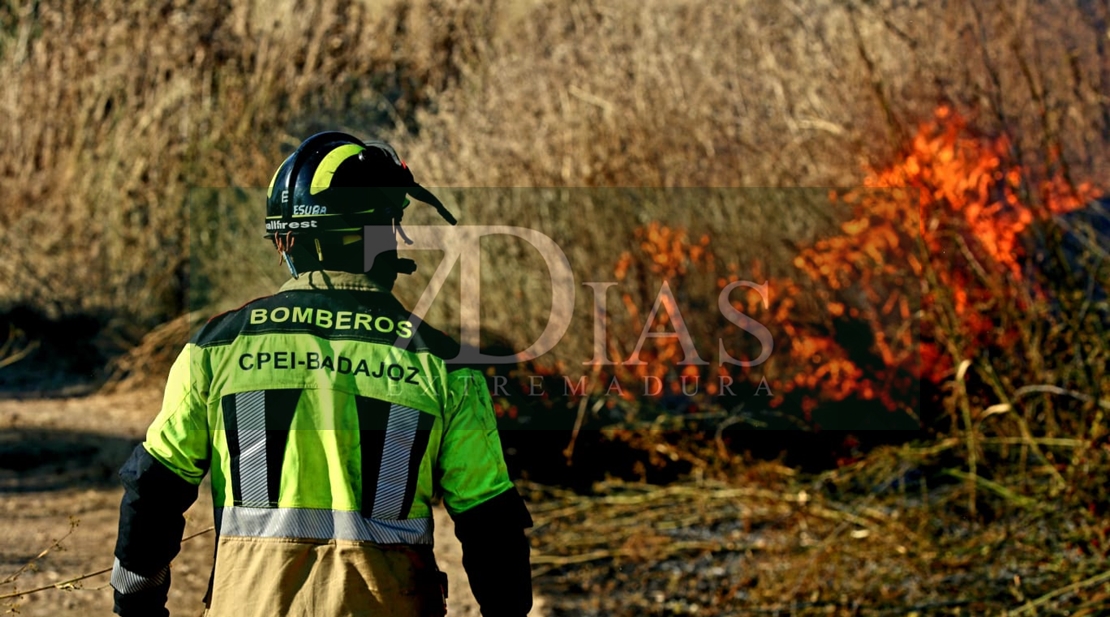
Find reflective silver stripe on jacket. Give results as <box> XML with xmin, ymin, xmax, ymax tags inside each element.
<box><xmin>233</xmin><ymin>390</ymin><xmax>270</xmax><ymax>507</ymax></box>
<box><xmin>216</xmin><ymin>507</ymin><xmax>434</xmax><ymax>545</ymax></box>
<box><xmin>372</xmin><ymin>403</ymin><xmax>422</xmax><ymax>519</ymax></box>
<box><xmin>110</xmin><ymin>558</ymin><xmax>169</xmax><ymax>594</ymax></box>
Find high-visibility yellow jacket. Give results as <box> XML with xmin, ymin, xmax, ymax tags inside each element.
<box><xmin>111</xmin><ymin>271</ymin><xmax>532</xmax><ymax>617</ymax></box>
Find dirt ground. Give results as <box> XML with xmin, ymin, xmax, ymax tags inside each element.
<box><xmin>0</xmin><ymin>391</ymin><xmax>546</xmax><ymax>616</ymax></box>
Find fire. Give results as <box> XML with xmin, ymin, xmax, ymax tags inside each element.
<box><xmin>497</xmin><ymin>105</ymin><xmax>1101</xmax><ymax>428</ymax></box>
<box><xmin>865</xmin><ymin>105</ymin><xmax>1096</xmax><ymax>279</ymax></box>
<box><xmin>786</xmin><ymin>104</ymin><xmax>1101</xmax><ymax>407</ymax></box>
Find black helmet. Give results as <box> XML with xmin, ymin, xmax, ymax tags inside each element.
<box><xmin>265</xmin><ymin>132</ymin><xmax>455</xmax><ymax>276</ymax></box>
<box><xmin>266</xmin><ymin>131</ymin><xmax>455</xmax><ymax>238</ymax></box>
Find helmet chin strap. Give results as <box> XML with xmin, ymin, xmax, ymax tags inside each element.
<box><xmin>395</xmin><ymin>219</ymin><xmax>414</xmax><ymax>245</ymax></box>
<box><xmin>385</xmin><ymin>204</ymin><xmax>417</xmax><ymax>274</ymax></box>
<box><xmin>275</xmin><ymin>232</ymin><xmax>299</xmax><ymax>279</ymax></box>
<box><xmin>387</xmin><ymin>227</ymin><xmax>417</xmax><ymax>275</ymax></box>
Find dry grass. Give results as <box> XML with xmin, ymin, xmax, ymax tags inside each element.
<box><xmin>3</xmin><ymin>0</ymin><xmax>1107</xmax><ymax>337</ymax></box>
<box><xmin>526</xmin><ymin>449</ymin><xmax>1110</xmax><ymax>616</ymax></box>
<box><xmin>2</xmin><ymin>1</ymin><xmax>1110</xmax><ymax>613</ymax></box>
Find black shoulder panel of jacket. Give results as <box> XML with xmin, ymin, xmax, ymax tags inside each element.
<box><xmin>189</xmin><ymin>289</ymin><xmax>467</xmax><ymax>362</ymax></box>
<box><xmin>113</xmin><ymin>445</ymin><xmax>200</xmax><ymax>616</ymax></box>
<box><xmin>452</xmin><ymin>488</ymin><xmax>534</xmax><ymax>617</ymax></box>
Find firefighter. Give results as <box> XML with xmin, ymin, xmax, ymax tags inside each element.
<box><xmin>111</xmin><ymin>132</ymin><xmax>534</xmax><ymax>616</ymax></box>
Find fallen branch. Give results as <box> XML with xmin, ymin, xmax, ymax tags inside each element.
<box><xmin>1013</xmin><ymin>385</ymin><xmax>1110</xmax><ymax>411</ymax></box>
<box><xmin>942</xmin><ymin>468</ymin><xmax>1042</xmax><ymax>510</ymax></box>
<box><xmin>0</xmin><ymin>566</ymin><xmax>114</xmax><ymax>601</ymax></box>
<box><xmin>531</xmin><ymin>539</ymin><xmax>743</xmax><ymax>566</ymax></box>
<box><xmin>1</xmin><ymin>518</ymin><xmax>79</xmax><ymax>586</ymax></box>
<box><xmin>0</xmin><ymin>324</ymin><xmax>39</xmax><ymax>370</ymax></box>
<box><xmin>0</xmin><ymin>526</ymin><xmax>214</xmax><ymax>602</ymax></box>
<box><xmin>1010</xmin><ymin>568</ymin><xmax>1110</xmax><ymax>615</ymax></box>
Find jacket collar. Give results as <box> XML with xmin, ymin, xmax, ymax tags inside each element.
<box><xmin>278</xmin><ymin>271</ymin><xmax>392</xmax><ymax>293</ymax></box>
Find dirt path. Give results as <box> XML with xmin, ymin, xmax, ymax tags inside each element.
<box><xmin>0</xmin><ymin>392</ymin><xmax>544</xmax><ymax>616</ymax></box>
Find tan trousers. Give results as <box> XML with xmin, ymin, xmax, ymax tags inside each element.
<box><xmin>203</xmin><ymin>536</ymin><xmax>446</xmax><ymax>617</ymax></box>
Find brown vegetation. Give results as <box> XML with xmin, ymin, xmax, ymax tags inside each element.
<box><xmin>2</xmin><ymin>0</ymin><xmax>1110</xmax><ymax>614</ymax></box>
<box><xmin>3</xmin><ymin>0</ymin><xmax>1107</xmax><ymax>330</ymax></box>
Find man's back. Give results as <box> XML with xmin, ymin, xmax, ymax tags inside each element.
<box><xmin>112</xmin><ymin>133</ymin><xmax>532</xmax><ymax>617</ymax></box>
<box><xmin>181</xmin><ymin>271</ymin><xmax>506</xmax><ymax>614</ymax></box>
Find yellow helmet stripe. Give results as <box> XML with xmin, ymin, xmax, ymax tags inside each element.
<box><xmin>266</xmin><ymin>154</ymin><xmax>292</xmax><ymax>199</ymax></box>
<box><xmin>309</xmin><ymin>144</ymin><xmax>365</xmax><ymax>196</ymax></box>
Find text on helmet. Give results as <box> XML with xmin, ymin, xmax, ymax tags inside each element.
<box><xmin>266</xmin><ymin>219</ymin><xmax>319</xmax><ymax>231</ymax></box>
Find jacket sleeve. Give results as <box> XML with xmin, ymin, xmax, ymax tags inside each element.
<box><xmin>452</xmin><ymin>489</ymin><xmax>534</xmax><ymax>617</ymax></box>
<box><xmin>112</xmin><ymin>344</ymin><xmax>211</xmax><ymax>616</ymax></box>
<box><xmin>438</xmin><ymin>369</ymin><xmax>533</xmax><ymax>617</ymax></box>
